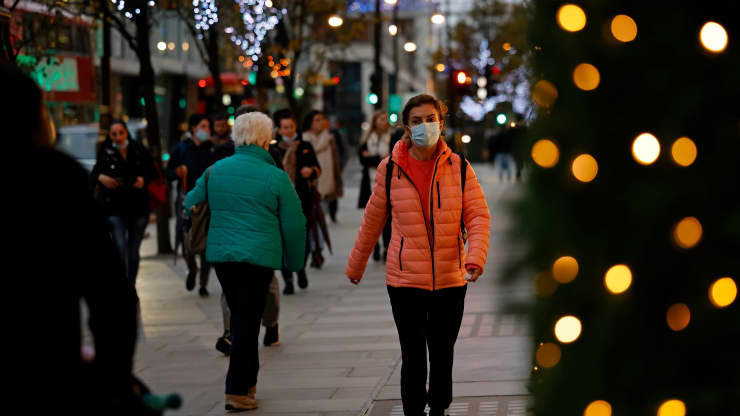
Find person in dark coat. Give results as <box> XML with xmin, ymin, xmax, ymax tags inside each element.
<box><xmin>91</xmin><ymin>119</ymin><xmax>158</xmax><ymax>285</ymax></box>
<box><xmin>213</xmin><ymin>112</ymin><xmax>235</xmax><ymax>159</ymax></box>
<box><xmin>274</xmin><ymin>109</ymin><xmax>321</xmax><ymax>294</ymax></box>
<box><xmin>166</xmin><ymin>114</ymin><xmax>218</xmax><ymax>296</ymax></box>
<box><xmin>3</xmin><ymin>62</ymin><xmax>139</xmax><ymax>415</ymax></box>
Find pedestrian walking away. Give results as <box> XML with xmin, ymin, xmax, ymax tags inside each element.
<box><xmin>346</xmin><ymin>94</ymin><xmax>491</xmax><ymax>416</ymax></box>
<box><xmin>91</xmin><ymin>119</ymin><xmax>158</xmax><ymax>285</ymax></box>
<box><xmin>166</xmin><ymin>114</ymin><xmax>218</xmax><ymax>296</ymax></box>
<box><xmin>358</xmin><ymin>110</ymin><xmax>392</xmax><ymax>262</ymax></box>
<box><xmin>185</xmin><ymin>111</ymin><xmax>306</xmax><ymax>411</ymax></box>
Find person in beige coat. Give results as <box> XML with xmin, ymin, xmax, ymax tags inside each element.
<box><xmin>302</xmin><ymin>110</ymin><xmax>343</xmax><ymax>224</ymax></box>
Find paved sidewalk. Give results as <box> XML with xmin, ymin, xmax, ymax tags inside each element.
<box><xmin>133</xmin><ymin>163</ymin><xmax>531</xmax><ymax>416</ymax></box>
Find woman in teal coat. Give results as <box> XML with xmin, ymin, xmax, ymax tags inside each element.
<box><xmin>185</xmin><ymin>111</ymin><xmax>306</xmax><ymax>411</ymax></box>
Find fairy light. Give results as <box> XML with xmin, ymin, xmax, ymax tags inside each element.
<box><xmin>709</xmin><ymin>277</ymin><xmax>737</xmax><ymax>308</ymax></box>
<box><xmin>557</xmin><ymin>4</ymin><xmax>586</xmax><ymax>32</ymax></box>
<box><xmin>531</xmin><ymin>139</ymin><xmax>559</xmax><ymax>168</ymax></box>
<box><xmin>584</xmin><ymin>400</ymin><xmax>612</xmax><ymax>416</ymax></box>
<box><xmin>572</xmin><ymin>154</ymin><xmax>598</xmax><ymax>182</ymax></box>
<box><xmin>552</xmin><ymin>256</ymin><xmax>578</xmax><ymax>283</ymax></box>
<box><xmin>632</xmin><ymin>133</ymin><xmax>661</xmax><ymax>165</ymax></box>
<box><xmin>535</xmin><ymin>342</ymin><xmax>562</xmax><ymax>368</ymax></box>
<box><xmin>554</xmin><ymin>315</ymin><xmax>582</xmax><ymax>343</ymax></box>
<box><xmin>700</xmin><ymin>22</ymin><xmax>728</xmax><ymax>53</ymax></box>
<box><xmin>604</xmin><ymin>264</ymin><xmax>632</xmax><ymax>294</ymax></box>
<box><xmin>658</xmin><ymin>399</ymin><xmax>686</xmax><ymax>416</ymax></box>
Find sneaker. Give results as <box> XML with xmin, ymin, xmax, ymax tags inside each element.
<box><xmin>215</xmin><ymin>336</ymin><xmax>231</xmax><ymax>356</ymax></box>
<box><xmin>199</xmin><ymin>286</ymin><xmax>209</xmax><ymax>297</ymax></box>
<box><xmin>186</xmin><ymin>269</ymin><xmax>197</xmax><ymax>291</ymax></box>
<box><xmin>297</xmin><ymin>271</ymin><xmax>308</xmax><ymax>289</ymax></box>
<box><xmin>225</xmin><ymin>394</ymin><xmax>258</xmax><ymax>411</ymax></box>
<box><xmin>263</xmin><ymin>325</ymin><xmax>280</xmax><ymax>347</ymax></box>
<box><xmin>283</xmin><ymin>282</ymin><xmax>295</xmax><ymax>295</ymax></box>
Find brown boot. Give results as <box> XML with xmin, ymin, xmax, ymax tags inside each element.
<box><xmin>225</xmin><ymin>394</ymin><xmax>258</xmax><ymax>411</ymax></box>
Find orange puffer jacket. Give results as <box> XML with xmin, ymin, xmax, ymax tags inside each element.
<box><xmin>346</xmin><ymin>140</ymin><xmax>490</xmax><ymax>290</ymax></box>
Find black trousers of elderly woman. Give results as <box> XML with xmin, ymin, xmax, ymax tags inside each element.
<box><xmin>215</xmin><ymin>262</ymin><xmax>273</xmax><ymax>395</ymax></box>
<box><xmin>387</xmin><ymin>285</ymin><xmax>467</xmax><ymax>416</ymax></box>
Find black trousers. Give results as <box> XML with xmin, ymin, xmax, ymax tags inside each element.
<box><xmin>387</xmin><ymin>285</ymin><xmax>467</xmax><ymax>416</ymax></box>
<box><xmin>215</xmin><ymin>262</ymin><xmax>273</xmax><ymax>395</ymax></box>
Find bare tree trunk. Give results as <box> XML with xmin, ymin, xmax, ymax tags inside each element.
<box><xmin>135</xmin><ymin>10</ymin><xmax>172</xmax><ymax>254</ymax></box>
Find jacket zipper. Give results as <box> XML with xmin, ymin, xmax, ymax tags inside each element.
<box><xmin>457</xmin><ymin>235</ymin><xmax>462</xmax><ymax>269</ymax></box>
<box><xmin>399</xmin><ymin>237</ymin><xmax>404</xmax><ymax>271</ymax></box>
<box><xmin>428</xmin><ymin>152</ymin><xmax>444</xmax><ymax>291</ymax></box>
<box><xmin>437</xmin><ymin>181</ymin><xmax>441</xmax><ymax>208</ymax></box>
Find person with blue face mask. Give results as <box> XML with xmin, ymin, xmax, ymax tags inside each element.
<box><xmin>166</xmin><ymin>114</ymin><xmax>219</xmax><ymax>296</ymax></box>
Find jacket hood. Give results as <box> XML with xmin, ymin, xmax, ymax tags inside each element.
<box><xmin>391</xmin><ymin>137</ymin><xmax>452</xmax><ymax>170</ymax></box>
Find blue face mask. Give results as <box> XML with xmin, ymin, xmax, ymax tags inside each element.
<box><xmin>112</xmin><ymin>140</ymin><xmax>128</xmax><ymax>150</ymax></box>
<box><xmin>410</xmin><ymin>122</ymin><xmax>441</xmax><ymax>148</ymax></box>
<box><xmin>195</xmin><ymin>130</ymin><xmax>209</xmax><ymax>142</ymax></box>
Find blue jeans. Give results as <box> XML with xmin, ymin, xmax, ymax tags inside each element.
<box><xmin>107</xmin><ymin>215</ymin><xmax>149</xmax><ymax>285</ymax></box>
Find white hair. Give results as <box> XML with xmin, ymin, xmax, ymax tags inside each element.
<box><xmin>233</xmin><ymin>111</ymin><xmax>274</xmax><ymax>148</ymax></box>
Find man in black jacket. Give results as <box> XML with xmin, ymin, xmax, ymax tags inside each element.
<box><xmin>166</xmin><ymin>114</ymin><xmax>218</xmax><ymax>296</ymax></box>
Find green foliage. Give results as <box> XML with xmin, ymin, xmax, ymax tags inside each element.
<box><xmin>511</xmin><ymin>0</ymin><xmax>740</xmax><ymax>414</ymax></box>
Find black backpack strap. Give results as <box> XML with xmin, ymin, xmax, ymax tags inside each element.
<box><xmin>456</xmin><ymin>152</ymin><xmax>469</xmax><ymax>242</ymax></box>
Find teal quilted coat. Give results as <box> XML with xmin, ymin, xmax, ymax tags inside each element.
<box><xmin>185</xmin><ymin>145</ymin><xmax>306</xmax><ymax>271</ymax></box>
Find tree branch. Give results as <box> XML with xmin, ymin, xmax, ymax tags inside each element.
<box><xmin>104</xmin><ymin>10</ymin><xmax>138</xmax><ymax>51</ymax></box>
<box><xmin>175</xmin><ymin>8</ymin><xmax>210</xmax><ymax>66</ymax></box>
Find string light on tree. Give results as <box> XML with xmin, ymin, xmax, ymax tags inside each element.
<box><xmin>404</xmin><ymin>42</ymin><xmax>417</xmax><ymax>52</ymax></box>
<box><xmin>573</xmin><ymin>63</ymin><xmax>600</xmax><ymax>91</ymax></box>
<box><xmin>584</xmin><ymin>400</ymin><xmax>612</xmax><ymax>416</ymax></box>
<box><xmin>388</xmin><ymin>24</ymin><xmax>398</xmax><ymax>36</ymax></box>
<box><xmin>658</xmin><ymin>399</ymin><xmax>686</xmax><ymax>416</ymax></box>
<box><xmin>604</xmin><ymin>264</ymin><xmax>632</xmax><ymax>294</ymax></box>
<box><xmin>531</xmin><ymin>139</ymin><xmax>560</xmax><ymax>168</ymax></box>
<box><xmin>552</xmin><ymin>256</ymin><xmax>578</xmax><ymax>283</ymax></box>
<box><xmin>328</xmin><ymin>15</ymin><xmax>344</xmax><ymax>28</ymax></box>
<box><xmin>700</xmin><ymin>22</ymin><xmax>728</xmax><ymax>53</ymax></box>
<box><xmin>557</xmin><ymin>4</ymin><xmax>586</xmax><ymax>32</ymax></box>
<box><xmin>666</xmin><ymin>303</ymin><xmax>691</xmax><ymax>331</ymax></box>
<box><xmin>572</xmin><ymin>154</ymin><xmax>598</xmax><ymax>182</ymax></box>
<box><xmin>709</xmin><ymin>277</ymin><xmax>737</xmax><ymax>308</ymax></box>
<box><xmin>671</xmin><ymin>137</ymin><xmax>697</xmax><ymax>167</ymax></box>
<box><xmin>532</xmin><ymin>80</ymin><xmax>558</xmax><ymax>107</ymax></box>
<box><xmin>673</xmin><ymin>217</ymin><xmax>702</xmax><ymax>249</ymax></box>
<box><xmin>461</xmin><ymin>134</ymin><xmax>471</xmax><ymax>144</ymax></box>
<box><xmin>632</xmin><ymin>133</ymin><xmax>661</xmax><ymax>165</ymax></box>
<box><xmin>611</xmin><ymin>15</ymin><xmax>637</xmax><ymax>42</ymax></box>
<box><xmin>535</xmin><ymin>342</ymin><xmax>561</xmax><ymax>368</ymax></box>
<box><xmin>228</xmin><ymin>1</ymin><xmax>286</xmax><ymax>62</ymax></box>
<box><xmin>554</xmin><ymin>315</ymin><xmax>582</xmax><ymax>343</ymax></box>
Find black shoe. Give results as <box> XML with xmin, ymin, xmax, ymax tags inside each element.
<box><xmin>429</xmin><ymin>408</ymin><xmax>448</xmax><ymax>416</ymax></box>
<box><xmin>263</xmin><ymin>325</ymin><xmax>280</xmax><ymax>347</ymax></box>
<box><xmin>215</xmin><ymin>336</ymin><xmax>231</xmax><ymax>356</ymax></box>
<box><xmin>283</xmin><ymin>282</ymin><xmax>295</xmax><ymax>295</ymax></box>
<box><xmin>297</xmin><ymin>271</ymin><xmax>308</xmax><ymax>289</ymax></box>
<box><xmin>186</xmin><ymin>269</ymin><xmax>196</xmax><ymax>291</ymax></box>
<box><xmin>199</xmin><ymin>286</ymin><xmax>209</xmax><ymax>297</ymax></box>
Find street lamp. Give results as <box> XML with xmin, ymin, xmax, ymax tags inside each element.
<box><xmin>461</xmin><ymin>134</ymin><xmax>471</xmax><ymax>144</ymax></box>
<box><xmin>404</xmin><ymin>42</ymin><xmax>417</xmax><ymax>52</ymax></box>
<box><xmin>328</xmin><ymin>15</ymin><xmax>343</xmax><ymax>28</ymax></box>
<box><xmin>388</xmin><ymin>24</ymin><xmax>398</xmax><ymax>36</ymax></box>
<box><xmin>383</xmin><ymin>0</ymin><xmax>397</xmax><ymax>4</ymax></box>
<box><xmin>430</xmin><ymin>13</ymin><xmax>445</xmax><ymax>25</ymax></box>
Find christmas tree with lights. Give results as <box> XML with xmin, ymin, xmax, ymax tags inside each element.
<box><xmin>510</xmin><ymin>1</ymin><xmax>740</xmax><ymax>414</ymax></box>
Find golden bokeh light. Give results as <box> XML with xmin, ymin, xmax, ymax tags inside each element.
<box><xmin>632</xmin><ymin>133</ymin><xmax>661</xmax><ymax>165</ymax></box>
<box><xmin>673</xmin><ymin>217</ymin><xmax>702</xmax><ymax>249</ymax></box>
<box><xmin>535</xmin><ymin>342</ymin><xmax>562</xmax><ymax>368</ymax></box>
<box><xmin>658</xmin><ymin>399</ymin><xmax>686</xmax><ymax>416</ymax></box>
<box><xmin>584</xmin><ymin>400</ymin><xmax>612</xmax><ymax>416</ymax></box>
<box><xmin>666</xmin><ymin>303</ymin><xmax>691</xmax><ymax>331</ymax></box>
<box><xmin>531</xmin><ymin>139</ymin><xmax>560</xmax><ymax>168</ymax></box>
<box><xmin>554</xmin><ymin>315</ymin><xmax>582</xmax><ymax>343</ymax></box>
<box><xmin>557</xmin><ymin>4</ymin><xmax>586</xmax><ymax>32</ymax></box>
<box><xmin>535</xmin><ymin>272</ymin><xmax>558</xmax><ymax>297</ymax></box>
<box><xmin>611</xmin><ymin>15</ymin><xmax>637</xmax><ymax>42</ymax></box>
<box><xmin>709</xmin><ymin>277</ymin><xmax>737</xmax><ymax>308</ymax></box>
<box><xmin>572</xmin><ymin>154</ymin><xmax>598</xmax><ymax>182</ymax></box>
<box><xmin>573</xmin><ymin>63</ymin><xmax>600</xmax><ymax>91</ymax></box>
<box><xmin>532</xmin><ymin>80</ymin><xmax>559</xmax><ymax>107</ymax></box>
<box><xmin>553</xmin><ymin>256</ymin><xmax>579</xmax><ymax>283</ymax></box>
<box><xmin>435</xmin><ymin>63</ymin><xmax>446</xmax><ymax>72</ymax></box>
<box><xmin>700</xmin><ymin>22</ymin><xmax>728</xmax><ymax>53</ymax></box>
<box><xmin>671</xmin><ymin>137</ymin><xmax>697</xmax><ymax>167</ymax></box>
<box><xmin>604</xmin><ymin>264</ymin><xmax>632</xmax><ymax>294</ymax></box>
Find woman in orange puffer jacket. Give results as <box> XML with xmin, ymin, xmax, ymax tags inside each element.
<box><xmin>346</xmin><ymin>94</ymin><xmax>490</xmax><ymax>416</ymax></box>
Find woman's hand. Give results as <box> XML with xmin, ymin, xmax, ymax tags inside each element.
<box><xmin>133</xmin><ymin>176</ymin><xmax>145</xmax><ymax>189</ymax></box>
<box><xmin>300</xmin><ymin>167</ymin><xmax>313</xmax><ymax>178</ymax></box>
<box><xmin>176</xmin><ymin>165</ymin><xmax>188</xmax><ymax>178</ymax></box>
<box><xmin>465</xmin><ymin>267</ymin><xmax>482</xmax><ymax>282</ymax></box>
<box><xmin>98</xmin><ymin>174</ymin><xmax>120</xmax><ymax>189</ymax></box>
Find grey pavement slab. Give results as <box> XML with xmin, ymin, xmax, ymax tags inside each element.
<box><xmin>130</xmin><ymin>162</ymin><xmax>531</xmax><ymax>415</ymax></box>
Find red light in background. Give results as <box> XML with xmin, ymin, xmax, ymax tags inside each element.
<box><xmin>241</xmin><ymin>80</ymin><xmax>248</xmax><ymax>86</ymax></box>
<box><xmin>456</xmin><ymin>71</ymin><xmax>467</xmax><ymax>85</ymax></box>
<box><xmin>492</xmin><ymin>66</ymin><xmax>500</xmax><ymax>76</ymax></box>
<box><xmin>332</xmin><ymin>76</ymin><xmax>340</xmax><ymax>84</ymax></box>
<box><xmin>198</xmin><ymin>79</ymin><xmax>207</xmax><ymax>88</ymax></box>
